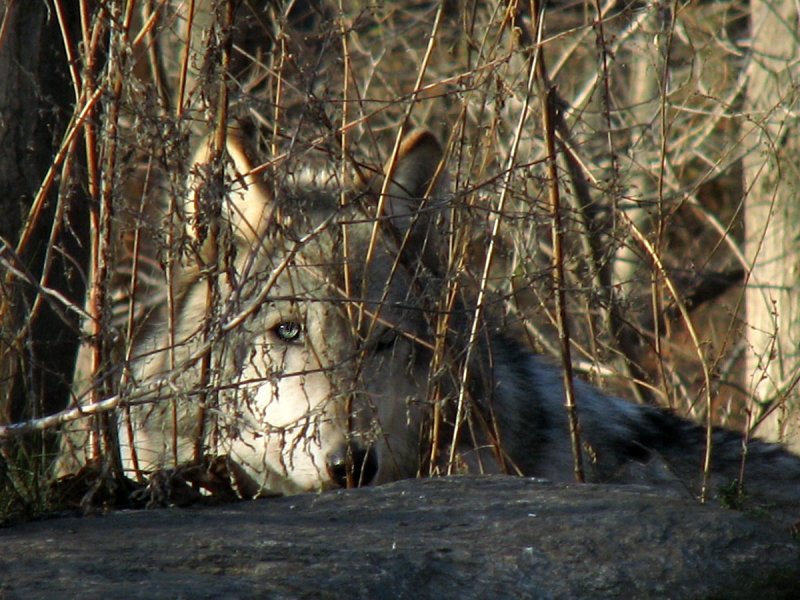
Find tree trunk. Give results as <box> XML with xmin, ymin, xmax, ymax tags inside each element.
<box><xmin>744</xmin><ymin>0</ymin><xmax>800</xmax><ymax>451</ymax></box>
<box><xmin>0</xmin><ymin>2</ymin><xmax>87</xmax><ymax>427</ymax></box>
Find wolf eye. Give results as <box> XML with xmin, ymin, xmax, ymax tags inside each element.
<box><xmin>273</xmin><ymin>321</ymin><xmax>302</xmax><ymax>343</ymax></box>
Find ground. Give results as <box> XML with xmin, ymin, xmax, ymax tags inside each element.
<box><xmin>1</xmin><ymin>476</ymin><xmax>798</xmax><ymax>599</ymax></box>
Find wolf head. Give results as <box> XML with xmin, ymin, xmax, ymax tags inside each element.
<box><xmin>129</xmin><ymin>129</ymin><xmax>453</xmax><ymax>496</ymax></box>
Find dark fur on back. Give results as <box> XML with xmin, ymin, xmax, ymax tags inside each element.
<box><xmin>473</xmin><ymin>334</ymin><xmax>800</xmax><ymax>523</ymax></box>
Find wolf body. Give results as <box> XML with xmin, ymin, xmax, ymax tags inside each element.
<box><xmin>59</xmin><ymin>129</ymin><xmax>800</xmax><ymax>521</ymax></box>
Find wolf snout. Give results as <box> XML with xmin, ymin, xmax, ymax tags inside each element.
<box><xmin>326</xmin><ymin>444</ymin><xmax>378</xmax><ymax>488</ymax></box>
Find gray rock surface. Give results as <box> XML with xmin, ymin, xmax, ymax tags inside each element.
<box><xmin>1</xmin><ymin>476</ymin><xmax>798</xmax><ymax>599</ymax></box>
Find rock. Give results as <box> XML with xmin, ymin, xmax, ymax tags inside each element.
<box><xmin>1</xmin><ymin>476</ymin><xmax>798</xmax><ymax>599</ymax></box>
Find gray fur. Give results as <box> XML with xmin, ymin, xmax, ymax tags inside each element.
<box><xmin>59</xmin><ymin>129</ymin><xmax>800</xmax><ymax>522</ymax></box>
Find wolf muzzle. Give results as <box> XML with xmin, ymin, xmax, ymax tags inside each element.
<box><xmin>326</xmin><ymin>443</ymin><xmax>379</xmax><ymax>488</ymax></box>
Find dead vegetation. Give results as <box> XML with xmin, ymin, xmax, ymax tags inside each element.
<box><xmin>0</xmin><ymin>0</ymin><xmax>797</xmax><ymax>520</ymax></box>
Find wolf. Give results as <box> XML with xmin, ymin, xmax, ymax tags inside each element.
<box><xmin>57</xmin><ymin>127</ymin><xmax>800</xmax><ymax>522</ymax></box>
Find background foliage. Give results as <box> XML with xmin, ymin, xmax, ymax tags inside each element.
<box><xmin>1</xmin><ymin>0</ymin><xmax>798</xmax><ymax>519</ymax></box>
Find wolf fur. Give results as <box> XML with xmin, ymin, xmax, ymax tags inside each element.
<box><xmin>58</xmin><ymin>128</ymin><xmax>800</xmax><ymax>522</ymax></box>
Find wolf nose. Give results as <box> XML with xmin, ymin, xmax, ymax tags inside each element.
<box><xmin>326</xmin><ymin>444</ymin><xmax>378</xmax><ymax>488</ymax></box>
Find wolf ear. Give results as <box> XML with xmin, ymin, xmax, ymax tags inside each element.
<box><xmin>187</xmin><ymin>130</ymin><xmax>273</xmax><ymax>245</ymax></box>
<box><xmin>385</xmin><ymin>130</ymin><xmax>445</xmax><ymax>199</ymax></box>
<box><xmin>380</xmin><ymin>130</ymin><xmax>447</xmax><ymax>234</ymax></box>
